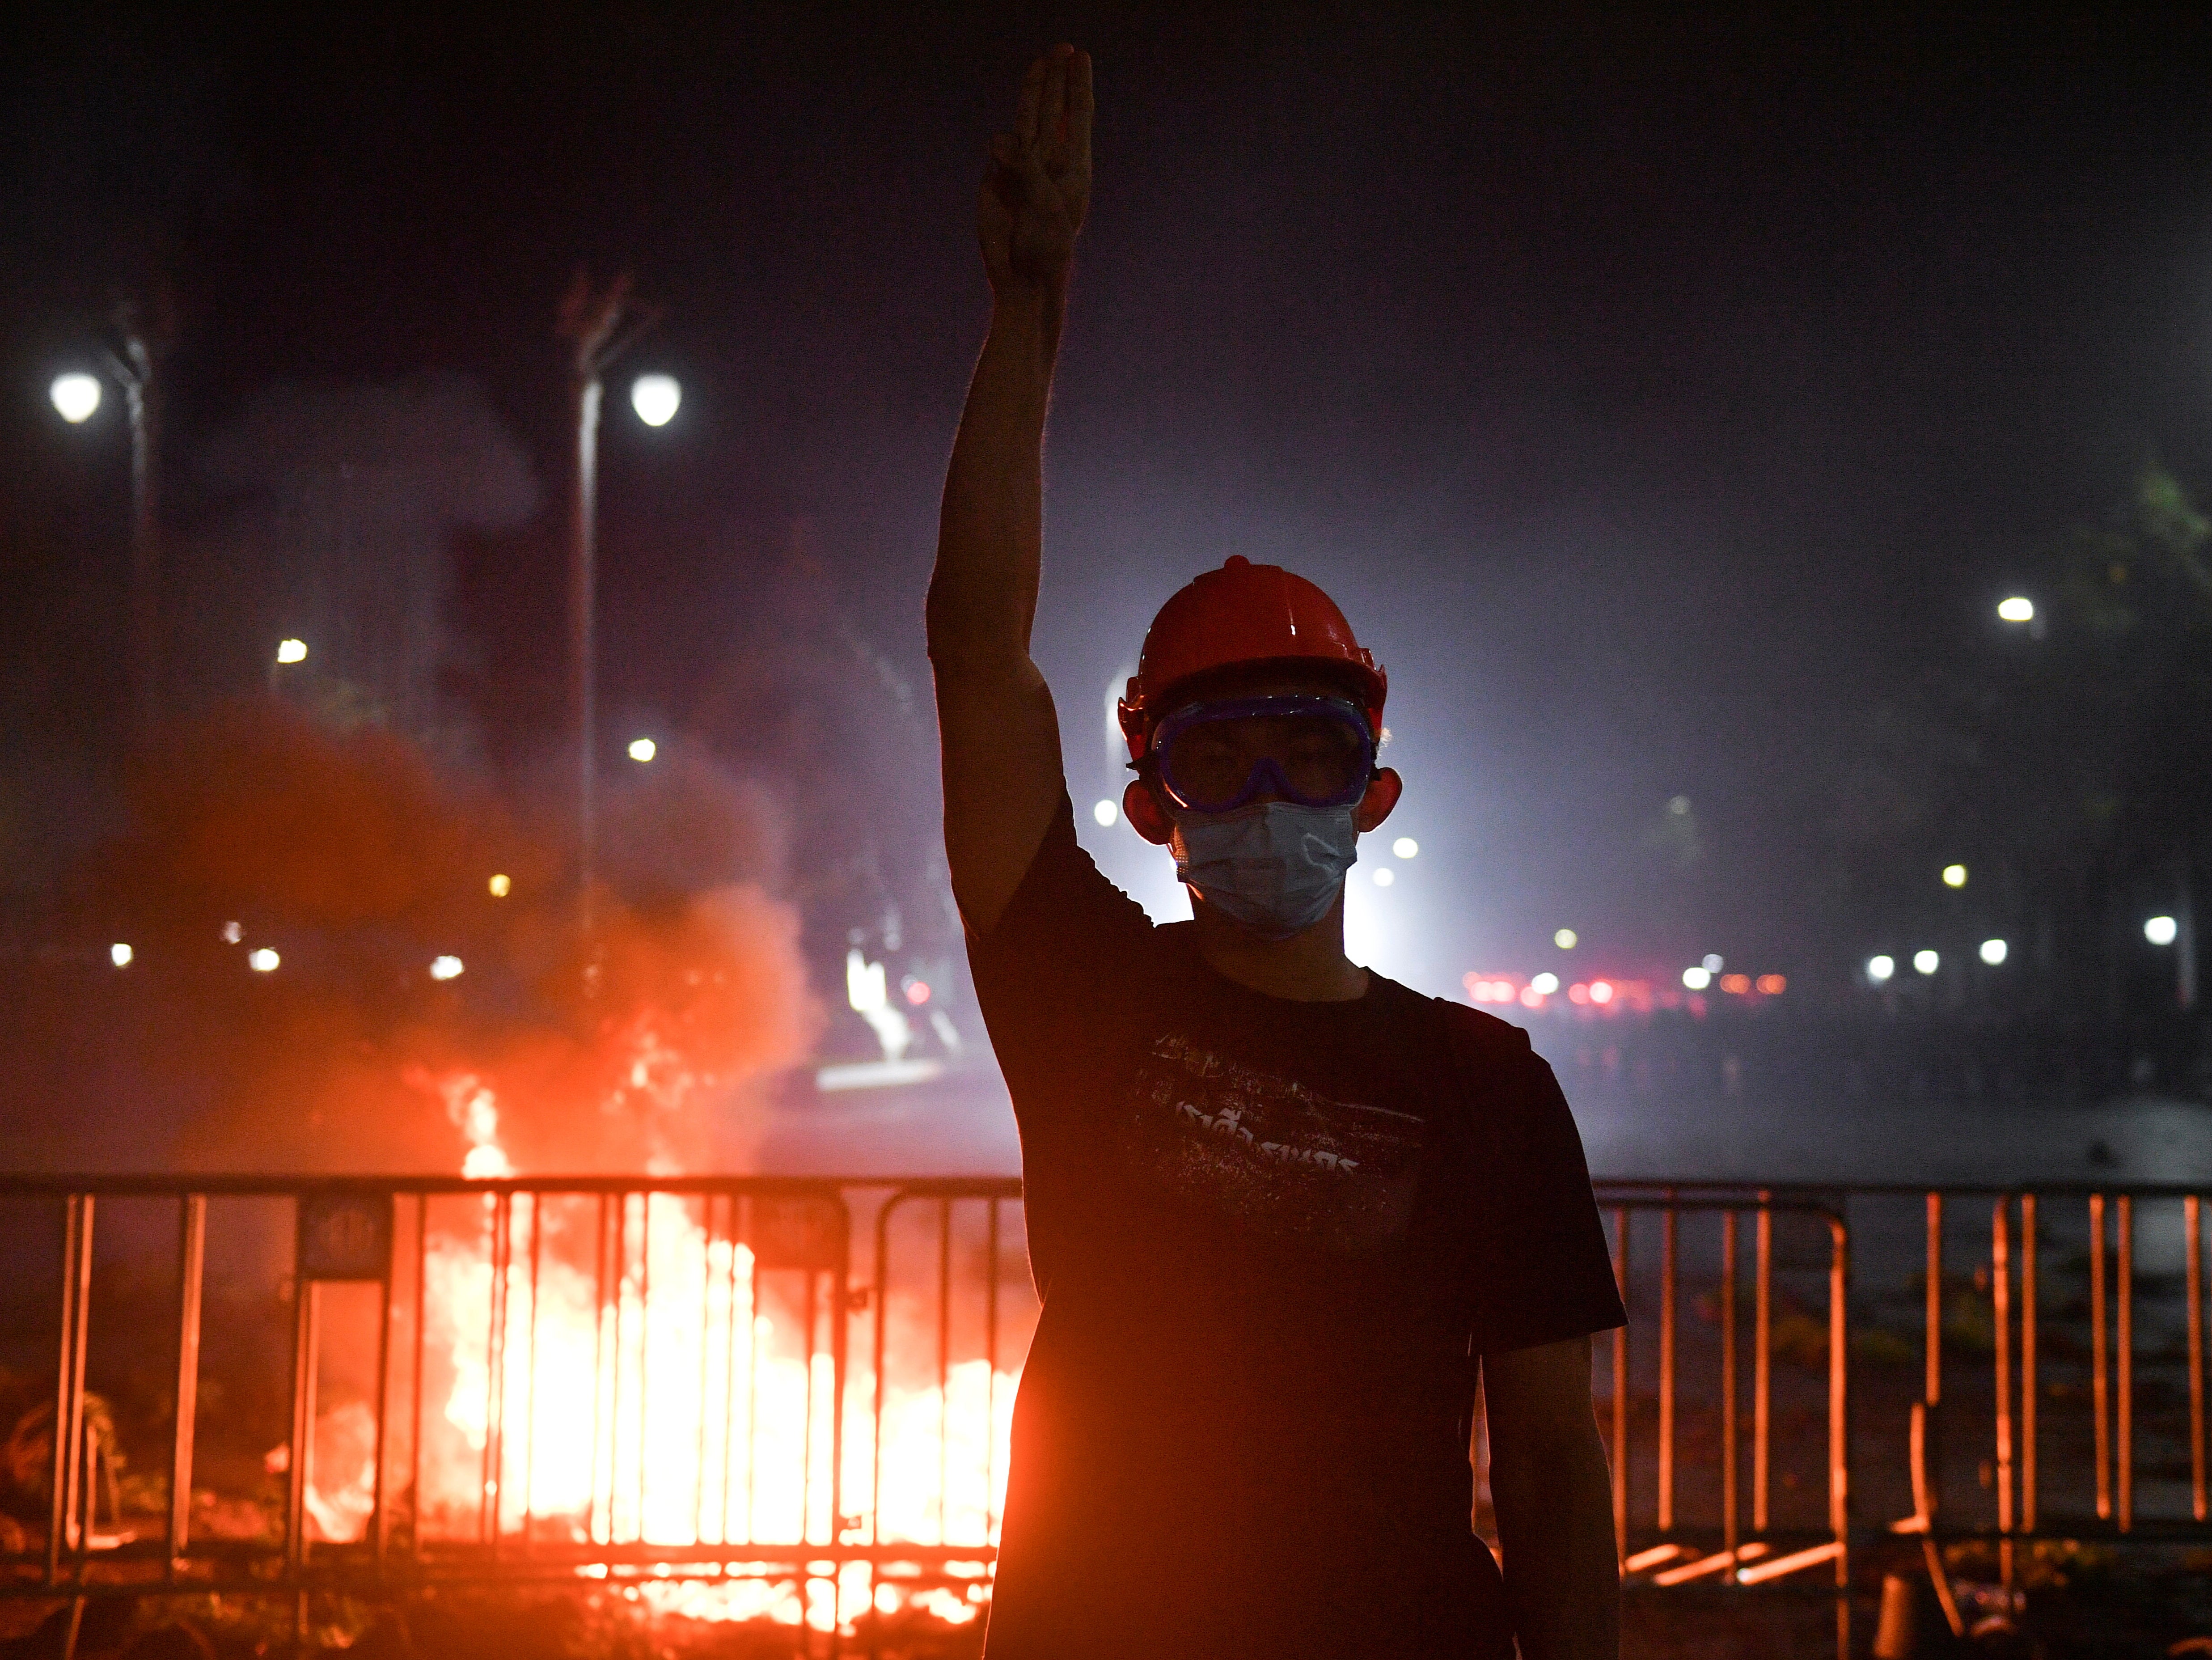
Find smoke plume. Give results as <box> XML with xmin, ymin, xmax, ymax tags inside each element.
<box><xmin>86</xmin><ymin>701</ymin><xmax>820</xmax><ymax>1173</ymax></box>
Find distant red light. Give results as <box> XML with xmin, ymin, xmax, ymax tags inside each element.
<box><xmin>904</xmin><ymin>981</ymin><xmax>931</xmax><ymax>1006</ymax></box>
<box><xmin>1465</xmin><ymin>974</ymin><xmax>1522</xmax><ymax>1005</ymax></box>
<box><xmin>1589</xmin><ymin>980</ymin><xmax>1614</xmax><ymax>1005</ymax></box>
<box><xmin>1518</xmin><ymin>985</ymin><xmax>1545</xmax><ymax>1009</ymax></box>
<box><xmin>1756</xmin><ymin>974</ymin><xmax>1786</xmax><ymax>995</ymax></box>
<box><xmin>1720</xmin><ymin>973</ymin><xmax>1751</xmax><ymax>995</ymax></box>
<box><xmin>1568</xmin><ymin>983</ymin><xmax>1590</xmax><ymax>1005</ymax></box>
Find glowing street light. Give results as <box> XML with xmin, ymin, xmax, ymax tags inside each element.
<box><xmin>428</xmin><ymin>955</ymin><xmax>465</xmax><ymax>982</ymax></box>
<box><xmin>1682</xmin><ymin>966</ymin><xmax>1712</xmax><ymax>990</ymax></box>
<box><xmin>1392</xmin><ymin>837</ymin><xmax>1419</xmax><ymax>860</ymax></box>
<box><xmin>488</xmin><ymin>874</ymin><xmax>512</xmax><ymax>898</ymax></box>
<box><xmin>630</xmin><ymin>373</ymin><xmax>681</xmax><ymax>428</ymax></box>
<box><xmin>109</xmin><ymin>942</ymin><xmax>132</xmax><ymax>968</ymax></box>
<box><xmin>1702</xmin><ymin>953</ymin><xmax>1724</xmax><ymax>974</ymax></box>
<box><xmin>627</xmin><ymin>737</ymin><xmax>657</xmax><ymax>762</ymax></box>
<box><xmin>49</xmin><ymin>301</ymin><xmax>165</xmax><ymax>739</ymax></box>
<box><xmin>1372</xmin><ymin>868</ymin><xmax>1395</xmax><ymax>887</ymax></box>
<box><xmin>1867</xmin><ymin>955</ymin><xmax>1895</xmax><ymax>983</ymax></box>
<box><xmin>50</xmin><ymin>373</ymin><xmax>102</xmax><ymax>424</ymax></box>
<box><xmin>1913</xmin><ymin>949</ymin><xmax>1940</xmax><ymax>975</ymax></box>
<box><xmin>1531</xmin><ymin>972</ymin><xmax>1560</xmax><ymax>995</ymax></box>
<box><xmin>247</xmin><ymin>948</ymin><xmax>280</xmax><ymax>973</ymax></box>
<box><xmin>1997</xmin><ymin>596</ymin><xmax>2035</xmax><ymax>624</ymax></box>
<box><xmin>2147</xmin><ymin>915</ymin><xmax>2180</xmax><ymax>947</ymax></box>
<box><xmin>1554</xmin><ymin>929</ymin><xmax>1578</xmax><ymax>949</ymax></box>
<box><xmin>1093</xmin><ymin>799</ymin><xmax>1119</xmax><ymax>827</ymax></box>
<box><xmin>275</xmin><ymin>638</ymin><xmax>308</xmax><ymax>665</ymax></box>
<box><xmin>1942</xmin><ymin>864</ymin><xmax>1967</xmax><ymax>889</ymax></box>
<box><xmin>1979</xmin><ymin>938</ymin><xmax>2009</xmax><ymax>966</ymax></box>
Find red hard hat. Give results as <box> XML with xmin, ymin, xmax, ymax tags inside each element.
<box><xmin>1118</xmin><ymin>556</ymin><xmax>1386</xmax><ymax>760</ymax></box>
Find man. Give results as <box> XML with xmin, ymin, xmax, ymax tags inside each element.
<box><xmin>927</xmin><ymin>45</ymin><xmax>1625</xmax><ymax>1659</ymax></box>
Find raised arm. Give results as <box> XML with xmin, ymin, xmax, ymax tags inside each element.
<box><xmin>927</xmin><ymin>45</ymin><xmax>1093</xmax><ymax>935</ymax></box>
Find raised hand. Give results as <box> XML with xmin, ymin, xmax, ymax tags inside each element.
<box><xmin>978</xmin><ymin>45</ymin><xmax>1093</xmax><ymax>301</ymax></box>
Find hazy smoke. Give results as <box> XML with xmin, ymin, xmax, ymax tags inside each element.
<box><xmin>183</xmin><ymin>372</ymin><xmax>538</xmax><ymax>739</ymax></box>
<box><xmin>89</xmin><ymin>701</ymin><xmax>821</xmax><ymax>1173</ymax></box>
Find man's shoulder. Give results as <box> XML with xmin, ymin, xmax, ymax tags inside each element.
<box><xmin>1366</xmin><ymin>974</ymin><xmax>1534</xmax><ymax>1061</ymax></box>
<box><xmin>1435</xmin><ymin>1000</ymin><xmax>1534</xmax><ymax>1058</ymax></box>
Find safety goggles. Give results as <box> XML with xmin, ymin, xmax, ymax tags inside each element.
<box><xmin>1142</xmin><ymin>694</ymin><xmax>1378</xmax><ymax>813</ymax></box>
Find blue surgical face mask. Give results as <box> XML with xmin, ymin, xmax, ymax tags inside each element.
<box><xmin>1170</xmin><ymin>801</ymin><xmax>1360</xmax><ymax>941</ymax></box>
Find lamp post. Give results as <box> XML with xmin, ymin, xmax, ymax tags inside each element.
<box><xmin>115</xmin><ymin>298</ymin><xmax>165</xmax><ymax>745</ymax></box>
<box><xmin>49</xmin><ymin>292</ymin><xmax>171</xmax><ymax>744</ymax></box>
<box><xmin>554</xmin><ymin>271</ymin><xmax>664</xmax><ymax>928</ymax></box>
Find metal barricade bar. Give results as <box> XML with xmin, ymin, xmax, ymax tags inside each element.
<box><xmin>8</xmin><ymin>1171</ymin><xmax>2212</xmax><ymax>1652</ymax></box>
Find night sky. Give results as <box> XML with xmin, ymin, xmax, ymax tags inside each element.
<box><xmin>7</xmin><ymin>6</ymin><xmax>2212</xmax><ymax>999</ymax></box>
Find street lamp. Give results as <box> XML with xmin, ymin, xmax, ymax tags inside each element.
<box><xmin>630</xmin><ymin>373</ymin><xmax>681</xmax><ymax>427</ymax></box>
<box><xmin>1997</xmin><ymin>597</ymin><xmax>2035</xmax><ymax>624</ymax></box>
<box><xmin>50</xmin><ymin>373</ymin><xmax>102</xmax><ymax>424</ymax></box>
<box><xmin>47</xmin><ymin>294</ymin><xmax>169</xmax><ymax>741</ymax></box>
<box><xmin>627</xmin><ymin>737</ymin><xmax>656</xmax><ymax>762</ymax></box>
<box><xmin>269</xmin><ymin>637</ymin><xmax>308</xmax><ymax>695</ymax></box>
<box><xmin>556</xmin><ymin>270</ymin><xmax>664</xmax><ymax>928</ymax></box>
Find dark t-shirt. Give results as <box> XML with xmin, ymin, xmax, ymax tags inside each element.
<box><xmin>968</xmin><ymin>797</ymin><xmax>1626</xmax><ymax>1659</ymax></box>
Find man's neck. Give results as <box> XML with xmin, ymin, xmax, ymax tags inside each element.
<box><xmin>1187</xmin><ymin>892</ymin><xmax>1369</xmax><ymax>1002</ymax></box>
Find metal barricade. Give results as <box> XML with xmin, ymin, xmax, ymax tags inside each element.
<box><xmin>8</xmin><ymin>1173</ymin><xmax>2212</xmax><ymax>1654</ymax></box>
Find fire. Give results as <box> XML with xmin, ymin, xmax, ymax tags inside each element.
<box><xmin>410</xmin><ymin>1069</ymin><xmax>516</xmax><ymax>1180</ymax></box>
<box><xmin>306</xmin><ymin>1095</ymin><xmax>1024</xmax><ymax>1636</ymax></box>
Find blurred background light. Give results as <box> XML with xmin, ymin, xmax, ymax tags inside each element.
<box><xmin>630</xmin><ymin>373</ymin><xmax>681</xmax><ymax>427</ymax></box>
<box><xmin>1372</xmin><ymin>867</ymin><xmax>1394</xmax><ymax>887</ymax></box>
<box><xmin>1997</xmin><ymin>596</ymin><xmax>2036</xmax><ymax>623</ymax></box>
<box><xmin>1942</xmin><ymin>863</ymin><xmax>1967</xmax><ymax>888</ymax></box>
<box><xmin>1681</xmin><ymin>966</ymin><xmax>1711</xmax><ymax>990</ymax></box>
<box><xmin>2146</xmin><ymin>915</ymin><xmax>2179</xmax><ymax>946</ymax></box>
<box><xmin>1980</xmin><ymin>938</ymin><xmax>2009</xmax><ymax>966</ymax></box>
<box><xmin>109</xmin><ymin>942</ymin><xmax>132</xmax><ymax>968</ymax></box>
<box><xmin>1702</xmin><ymin>953</ymin><xmax>1724</xmax><ymax>973</ymax></box>
<box><xmin>428</xmin><ymin>955</ymin><xmax>464</xmax><ymax>981</ymax></box>
<box><xmin>1554</xmin><ymin>928</ymin><xmax>1578</xmax><ymax>949</ymax></box>
<box><xmin>1391</xmin><ymin>836</ymin><xmax>1418</xmax><ymax>860</ymax></box>
<box><xmin>488</xmin><ymin>873</ymin><xmax>511</xmax><ymax>897</ymax></box>
<box><xmin>628</xmin><ymin>737</ymin><xmax>656</xmax><ymax>762</ymax></box>
<box><xmin>220</xmin><ymin>921</ymin><xmax>242</xmax><ymax>943</ymax></box>
<box><xmin>1867</xmin><ymin>955</ymin><xmax>1895</xmax><ymax>983</ymax></box>
<box><xmin>1913</xmin><ymin>949</ymin><xmax>1940</xmax><ymax>975</ymax></box>
<box><xmin>248</xmin><ymin>948</ymin><xmax>280</xmax><ymax>973</ymax></box>
<box><xmin>1093</xmin><ymin>799</ymin><xmax>1118</xmax><ymax>826</ymax></box>
<box><xmin>1755</xmin><ymin>974</ymin><xmax>1787</xmax><ymax>994</ymax></box>
<box><xmin>275</xmin><ymin>638</ymin><xmax>308</xmax><ymax>665</ymax></box>
<box><xmin>1589</xmin><ymin>980</ymin><xmax>1615</xmax><ymax>1004</ymax></box>
<box><xmin>1530</xmin><ymin>972</ymin><xmax>1559</xmax><ymax>995</ymax></box>
<box><xmin>50</xmin><ymin>372</ymin><xmax>101</xmax><ymax>423</ymax></box>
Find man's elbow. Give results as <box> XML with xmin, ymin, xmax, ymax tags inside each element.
<box><xmin>924</xmin><ymin>585</ymin><xmax>1004</xmax><ymax>676</ymax></box>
